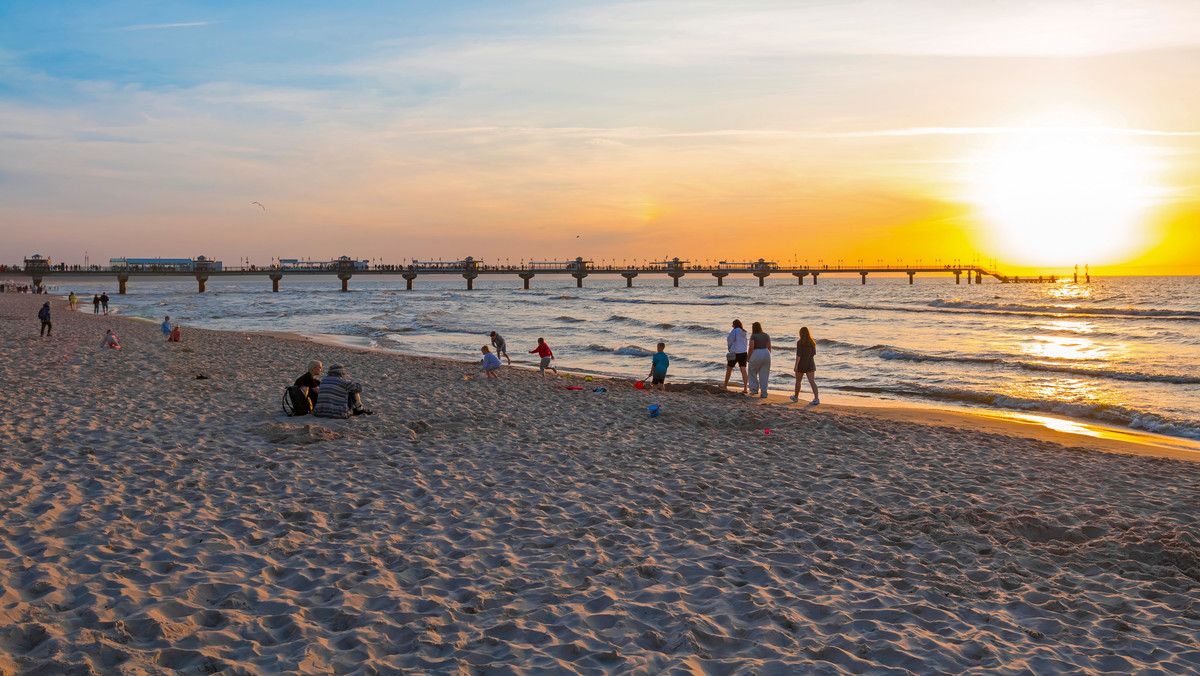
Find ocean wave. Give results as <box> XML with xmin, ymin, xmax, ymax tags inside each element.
<box><xmin>929</xmin><ymin>299</ymin><xmax>1200</xmax><ymax>319</ymax></box>
<box><xmin>818</xmin><ymin>300</ymin><xmax>1200</xmax><ymax>321</ymax></box>
<box><xmin>587</xmin><ymin>344</ymin><xmax>656</xmax><ymax>357</ymax></box>
<box><xmin>556</xmin><ymin>315</ymin><xmax>588</xmax><ymax>323</ymax></box>
<box><xmin>838</xmin><ymin>383</ymin><xmax>1200</xmax><ymax>440</ymax></box>
<box><xmin>598</xmin><ymin>297</ymin><xmax>725</xmax><ymax>307</ymax></box>
<box><xmin>869</xmin><ymin>345</ymin><xmax>1200</xmax><ymax>384</ymax></box>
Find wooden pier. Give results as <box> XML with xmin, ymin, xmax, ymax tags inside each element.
<box><xmin>20</xmin><ymin>255</ymin><xmax>1074</xmax><ymax>294</ymax></box>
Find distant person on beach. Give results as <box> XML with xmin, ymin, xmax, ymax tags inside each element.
<box><xmin>313</xmin><ymin>363</ymin><xmax>373</xmax><ymax>418</ymax></box>
<box><xmin>490</xmin><ymin>331</ymin><xmax>511</xmax><ymax>365</ymax></box>
<box><xmin>101</xmin><ymin>329</ymin><xmax>120</xmax><ymax>349</ymax></box>
<box><xmin>100</xmin><ymin>293</ymin><xmax>109</xmax><ymax>314</ymax></box>
<box><xmin>747</xmin><ymin>321</ymin><xmax>771</xmax><ymax>398</ymax></box>
<box><xmin>162</xmin><ymin>316</ymin><xmax>172</xmax><ymax>340</ymax></box>
<box><xmin>725</xmin><ymin>319</ymin><xmax>749</xmax><ymax>394</ymax></box>
<box><xmin>530</xmin><ymin>337</ymin><xmax>557</xmax><ymax>377</ymax></box>
<box><xmin>644</xmin><ymin>342</ymin><xmax>669</xmax><ymax>391</ymax></box>
<box><xmin>295</xmin><ymin>360</ymin><xmax>322</xmax><ymax>411</ymax></box>
<box><xmin>169</xmin><ymin>324</ymin><xmax>182</xmax><ymax>342</ymax></box>
<box><xmin>38</xmin><ymin>301</ymin><xmax>52</xmax><ymax>337</ymax></box>
<box><xmin>92</xmin><ymin>294</ymin><xmax>100</xmax><ymax>314</ymax></box>
<box><xmin>790</xmin><ymin>326</ymin><xmax>820</xmax><ymax>405</ymax></box>
<box><xmin>481</xmin><ymin>346</ymin><xmax>502</xmax><ymax>378</ymax></box>
<box><xmin>68</xmin><ymin>292</ymin><xmax>77</xmax><ymax>311</ymax></box>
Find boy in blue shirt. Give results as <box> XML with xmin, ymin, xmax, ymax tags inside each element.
<box><xmin>647</xmin><ymin>342</ymin><xmax>669</xmax><ymax>391</ymax></box>
<box><xmin>162</xmin><ymin>316</ymin><xmax>172</xmax><ymax>340</ymax></box>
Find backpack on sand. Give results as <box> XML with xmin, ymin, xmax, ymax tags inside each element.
<box><xmin>283</xmin><ymin>386</ymin><xmax>312</xmax><ymax>416</ymax></box>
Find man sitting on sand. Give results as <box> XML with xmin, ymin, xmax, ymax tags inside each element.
<box><xmin>313</xmin><ymin>363</ymin><xmax>373</xmax><ymax>418</ymax></box>
<box><xmin>101</xmin><ymin>329</ymin><xmax>121</xmax><ymax>349</ymax></box>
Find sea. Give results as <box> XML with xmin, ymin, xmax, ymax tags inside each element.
<box><xmin>75</xmin><ymin>273</ymin><xmax>1200</xmax><ymax>442</ymax></box>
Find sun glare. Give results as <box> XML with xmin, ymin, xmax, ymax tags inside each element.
<box><xmin>969</xmin><ymin>131</ymin><xmax>1157</xmax><ymax>267</ymax></box>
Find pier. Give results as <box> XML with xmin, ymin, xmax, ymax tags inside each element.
<box><xmin>19</xmin><ymin>255</ymin><xmax>1074</xmax><ymax>293</ymax></box>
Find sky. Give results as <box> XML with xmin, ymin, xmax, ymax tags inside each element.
<box><xmin>2</xmin><ymin>0</ymin><xmax>1199</xmax><ymax>275</ymax></box>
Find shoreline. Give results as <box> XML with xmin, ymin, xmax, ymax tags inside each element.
<box><xmin>295</xmin><ymin>326</ymin><xmax>1200</xmax><ymax>462</ymax></box>
<box><xmin>47</xmin><ymin>292</ymin><xmax>1200</xmax><ymax>461</ymax></box>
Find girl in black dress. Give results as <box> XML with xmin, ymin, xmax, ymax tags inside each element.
<box><xmin>790</xmin><ymin>326</ymin><xmax>819</xmax><ymax>404</ymax></box>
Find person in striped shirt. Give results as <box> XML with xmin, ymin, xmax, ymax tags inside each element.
<box><xmin>313</xmin><ymin>363</ymin><xmax>373</xmax><ymax>418</ymax></box>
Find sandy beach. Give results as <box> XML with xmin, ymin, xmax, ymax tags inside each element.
<box><xmin>2</xmin><ymin>292</ymin><xmax>1199</xmax><ymax>674</ymax></box>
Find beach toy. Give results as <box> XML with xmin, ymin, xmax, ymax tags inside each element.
<box><xmin>634</xmin><ymin>381</ymin><xmax>645</xmax><ymax>390</ymax></box>
<box><xmin>764</xmin><ymin>429</ymin><xmax>771</xmax><ymax>435</ymax></box>
<box><xmin>584</xmin><ymin>375</ymin><xmax>593</xmax><ymax>382</ymax></box>
<box><xmin>566</xmin><ymin>386</ymin><xmax>584</xmax><ymax>390</ymax></box>
<box><xmin>563</xmin><ymin>373</ymin><xmax>571</xmax><ymax>379</ymax></box>
<box><xmin>593</xmin><ymin>387</ymin><xmax>607</xmax><ymax>392</ymax></box>
<box><xmin>649</xmin><ymin>404</ymin><xmax>661</xmax><ymax>418</ymax></box>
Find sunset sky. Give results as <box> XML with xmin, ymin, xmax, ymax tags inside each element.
<box><xmin>2</xmin><ymin>1</ymin><xmax>1199</xmax><ymax>275</ymax></box>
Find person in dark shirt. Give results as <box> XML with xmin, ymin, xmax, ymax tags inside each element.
<box><xmin>100</xmin><ymin>293</ymin><xmax>110</xmax><ymax>314</ymax></box>
<box><xmin>790</xmin><ymin>326</ymin><xmax>820</xmax><ymax>405</ymax></box>
<box><xmin>295</xmin><ymin>360</ymin><xmax>322</xmax><ymax>410</ymax></box>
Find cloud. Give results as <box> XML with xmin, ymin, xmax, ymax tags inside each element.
<box><xmin>109</xmin><ymin>22</ymin><xmax>218</xmax><ymax>32</ymax></box>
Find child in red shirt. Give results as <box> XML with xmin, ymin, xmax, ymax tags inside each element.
<box><xmin>529</xmin><ymin>337</ymin><xmax>558</xmax><ymax>377</ymax></box>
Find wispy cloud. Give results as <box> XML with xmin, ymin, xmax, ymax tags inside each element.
<box><xmin>110</xmin><ymin>21</ymin><xmax>217</xmax><ymax>32</ymax></box>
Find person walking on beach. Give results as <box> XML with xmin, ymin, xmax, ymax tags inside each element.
<box><xmin>530</xmin><ymin>337</ymin><xmax>557</xmax><ymax>377</ymax></box>
<box><xmin>725</xmin><ymin>319</ymin><xmax>749</xmax><ymax>395</ymax></box>
<box><xmin>747</xmin><ymin>321</ymin><xmax>771</xmax><ymax>398</ymax></box>
<box><xmin>161</xmin><ymin>316</ymin><xmax>172</xmax><ymax>340</ymax></box>
<box><xmin>92</xmin><ymin>294</ymin><xmax>101</xmax><ymax>314</ymax></box>
<box><xmin>790</xmin><ymin>326</ymin><xmax>820</xmax><ymax>405</ymax></box>
<box><xmin>490</xmin><ymin>331</ymin><xmax>511</xmax><ymax>365</ymax></box>
<box><xmin>481</xmin><ymin>346</ymin><xmax>503</xmax><ymax>378</ymax></box>
<box><xmin>68</xmin><ymin>292</ymin><xmax>77</xmax><ymax>311</ymax></box>
<box><xmin>313</xmin><ymin>363</ymin><xmax>373</xmax><ymax>418</ymax></box>
<box><xmin>100</xmin><ymin>293</ymin><xmax>109</xmax><ymax>314</ymax></box>
<box><xmin>37</xmin><ymin>301</ymin><xmax>52</xmax><ymax>337</ymax></box>
<box><xmin>644</xmin><ymin>342</ymin><xmax>669</xmax><ymax>391</ymax></box>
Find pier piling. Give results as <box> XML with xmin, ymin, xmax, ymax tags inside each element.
<box><xmin>520</xmin><ymin>273</ymin><xmax>535</xmax><ymax>289</ymax></box>
<box><xmin>118</xmin><ymin>274</ymin><xmax>129</xmax><ymax>294</ymax></box>
<box><xmin>270</xmin><ymin>273</ymin><xmax>282</xmax><ymax>292</ymax></box>
<box><xmin>622</xmin><ymin>272</ymin><xmax>638</xmax><ymax>287</ymax></box>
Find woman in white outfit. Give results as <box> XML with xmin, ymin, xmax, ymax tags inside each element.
<box><xmin>724</xmin><ymin>319</ymin><xmax>749</xmax><ymax>394</ymax></box>
<box><xmin>747</xmin><ymin>321</ymin><xmax>771</xmax><ymax>398</ymax></box>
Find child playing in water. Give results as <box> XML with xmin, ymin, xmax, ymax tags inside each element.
<box><xmin>481</xmin><ymin>346</ymin><xmax>502</xmax><ymax>378</ymax></box>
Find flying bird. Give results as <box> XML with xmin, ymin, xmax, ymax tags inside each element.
<box><xmin>251</xmin><ymin>202</ymin><xmax>266</xmax><ymax>210</ymax></box>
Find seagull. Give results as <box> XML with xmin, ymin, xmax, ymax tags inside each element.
<box><xmin>251</xmin><ymin>202</ymin><xmax>266</xmax><ymax>210</ymax></box>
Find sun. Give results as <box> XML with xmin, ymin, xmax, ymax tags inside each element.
<box><xmin>969</xmin><ymin>130</ymin><xmax>1157</xmax><ymax>267</ymax></box>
